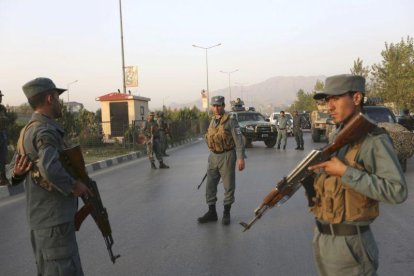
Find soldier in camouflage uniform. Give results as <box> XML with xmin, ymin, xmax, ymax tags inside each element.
<box><xmin>9</xmin><ymin>77</ymin><xmax>92</xmax><ymax>275</ymax></box>
<box><xmin>141</xmin><ymin>112</ymin><xmax>169</xmax><ymax>169</ymax></box>
<box><xmin>0</xmin><ymin>91</ymin><xmax>10</xmax><ymax>185</ymax></box>
<box><xmin>292</xmin><ymin>110</ymin><xmax>305</xmax><ymax>150</ymax></box>
<box><xmin>157</xmin><ymin>111</ymin><xmax>170</xmax><ymax>156</ymax></box>
<box><xmin>198</xmin><ymin>96</ymin><xmax>246</xmax><ymax>225</ymax></box>
<box><xmin>308</xmin><ymin>74</ymin><xmax>407</xmax><ymax>276</ymax></box>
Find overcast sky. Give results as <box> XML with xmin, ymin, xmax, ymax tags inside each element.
<box><xmin>1</xmin><ymin>0</ymin><xmax>413</xmax><ymax>111</ymax></box>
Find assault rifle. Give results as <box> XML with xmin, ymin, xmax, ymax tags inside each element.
<box><xmin>62</xmin><ymin>145</ymin><xmax>121</xmax><ymax>263</ymax></box>
<box><xmin>240</xmin><ymin>113</ymin><xmax>376</xmax><ymax>232</ymax></box>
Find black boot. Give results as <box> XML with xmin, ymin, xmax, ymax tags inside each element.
<box><xmin>151</xmin><ymin>161</ymin><xmax>157</xmax><ymax>169</ymax></box>
<box><xmin>159</xmin><ymin>161</ymin><xmax>170</xmax><ymax>169</ymax></box>
<box><xmin>198</xmin><ymin>205</ymin><xmax>218</xmax><ymax>223</ymax></box>
<box><xmin>222</xmin><ymin>205</ymin><xmax>231</xmax><ymax>225</ymax></box>
<box><xmin>295</xmin><ymin>146</ymin><xmax>300</xmax><ymax>150</ymax></box>
<box><xmin>283</xmin><ymin>145</ymin><xmax>286</xmax><ymax>150</ymax></box>
<box><xmin>300</xmin><ymin>144</ymin><xmax>304</xmax><ymax>150</ymax></box>
<box><xmin>277</xmin><ymin>144</ymin><xmax>280</xmax><ymax>149</ymax></box>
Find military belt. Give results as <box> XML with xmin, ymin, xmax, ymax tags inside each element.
<box><xmin>316</xmin><ymin>220</ymin><xmax>370</xmax><ymax>236</ymax></box>
<box><xmin>279</xmin><ymin>128</ymin><xmax>285</xmax><ymax>130</ymax></box>
<box><xmin>211</xmin><ymin>148</ymin><xmax>234</xmax><ymax>154</ymax></box>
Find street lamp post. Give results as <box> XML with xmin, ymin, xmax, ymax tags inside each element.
<box><xmin>234</xmin><ymin>82</ymin><xmax>248</xmax><ymax>101</ymax></box>
<box><xmin>192</xmin><ymin>43</ymin><xmax>221</xmax><ymax>112</ymax></box>
<box><xmin>67</xmin><ymin>80</ymin><xmax>78</xmax><ymax>103</ymax></box>
<box><xmin>220</xmin><ymin>69</ymin><xmax>238</xmax><ymax>103</ymax></box>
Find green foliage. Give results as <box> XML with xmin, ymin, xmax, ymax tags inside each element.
<box><xmin>350</xmin><ymin>57</ymin><xmax>370</xmax><ymax>78</ymax></box>
<box><xmin>371</xmin><ymin>36</ymin><xmax>414</xmax><ymax>110</ymax></box>
<box><xmin>6</xmin><ymin>111</ymin><xmax>22</xmax><ymax>144</ymax></box>
<box><xmin>288</xmin><ymin>80</ymin><xmax>323</xmax><ymax>112</ymax></box>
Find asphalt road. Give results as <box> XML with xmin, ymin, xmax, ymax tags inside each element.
<box><xmin>1</xmin><ymin>133</ymin><xmax>413</xmax><ymax>276</ymax></box>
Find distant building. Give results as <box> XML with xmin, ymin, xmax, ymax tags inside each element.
<box><xmin>95</xmin><ymin>92</ymin><xmax>150</xmax><ymax>139</ymax></box>
<box><xmin>64</xmin><ymin>101</ymin><xmax>84</xmax><ymax>113</ymax></box>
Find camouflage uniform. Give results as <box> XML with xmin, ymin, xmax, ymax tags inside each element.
<box><xmin>142</xmin><ymin>113</ymin><xmax>168</xmax><ymax>169</ymax></box>
<box><xmin>292</xmin><ymin>112</ymin><xmax>305</xmax><ymax>150</ymax></box>
<box><xmin>10</xmin><ymin>78</ymin><xmax>84</xmax><ymax>275</ymax></box>
<box><xmin>0</xmin><ymin>95</ymin><xmax>9</xmax><ymax>184</ymax></box>
<box><xmin>276</xmin><ymin>113</ymin><xmax>291</xmax><ymax>149</ymax></box>
<box><xmin>311</xmin><ymin>74</ymin><xmax>407</xmax><ymax>276</ymax></box>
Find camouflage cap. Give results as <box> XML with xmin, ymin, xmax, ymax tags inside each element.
<box><xmin>211</xmin><ymin>95</ymin><xmax>225</xmax><ymax>106</ymax></box>
<box><xmin>314</xmin><ymin>74</ymin><xmax>365</xmax><ymax>100</ymax></box>
<box><xmin>22</xmin><ymin>77</ymin><xmax>66</xmax><ymax>99</ymax></box>
<box><xmin>149</xmin><ymin>112</ymin><xmax>155</xmax><ymax>116</ymax></box>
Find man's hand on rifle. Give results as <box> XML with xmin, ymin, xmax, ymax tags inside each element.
<box><xmin>72</xmin><ymin>180</ymin><xmax>93</xmax><ymax>198</ymax></box>
<box><xmin>308</xmin><ymin>156</ymin><xmax>347</xmax><ymax>177</ymax></box>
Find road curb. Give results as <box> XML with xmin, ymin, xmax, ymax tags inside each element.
<box><xmin>0</xmin><ymin>137</ymin><xmax>199</xmax><ymax>199</ymax></box>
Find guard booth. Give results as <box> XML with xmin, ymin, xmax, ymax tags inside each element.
<box><xmin>96</xmin><ymin>92</ymin><xmax>150</xmax><ymax>141</ymax></box>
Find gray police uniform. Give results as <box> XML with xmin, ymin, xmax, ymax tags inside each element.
<box><xmin>11</xmin><ymin>112</ymin><xmax>83</xmax><ymax>276</ymax></box>
<box><xmin>312</xmin><ymin>126</ymin><xmax>407</xmax><ymax>276</ymax></box>
<box><xmin>276</xmin><ymin>115</ymin><xmax>291</xmax><ymax>148</ymax></box>
<box><xmin>311</xmin><ymin>74</ymin><xmax>407</xmax><ymax>276</ymax></box>
<box><xmin>205</xmin><ymin>112</ymin><xmax>245</xmax><ymax>206</ymax></box>
<box><xmin>292</xmin><ymin>114</ymin><xmax>305</xmax><ymax>148</ymax></box>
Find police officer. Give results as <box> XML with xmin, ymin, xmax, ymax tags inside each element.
<box><xmin>10</xmin><ymin>77</ymin><xmax>92</xmax><ymax>275</ymax></box>
<box><xmin>275</xmin><ymin>111</ymin><xmax>291</xmax><ymax>150</ymax></box>
<box><xmin>292</xmin><ymin>110</ymin><xmax>305</xmax><ymax>150</ymax></box>
<box><xmin>198</xmin><ymin>95</ymin><xmax>246</xmax><ymax>225</ymax></box>
<box><xmin>157</xmin><ymin>111</ymin><xmax>170</xmax><ymax>156</ymax></box>
<box><xmin>0</xmin><ymin>90</ymin><xmax>10</xmax><ymax>185</ymax></box>
<box><xmin>142</xmin><ymin>112</ymin><xmax>169</xmax><ymax>169</ymax></box>
<box><xmin>307</xmin><ymin>74</ymin><xmax>407</xmax><ymax>275</ymax></box>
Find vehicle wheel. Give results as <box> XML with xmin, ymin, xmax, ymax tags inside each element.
<box><xmin>312</xmin><ymin>128</ymin><xmax>320</xmax><ymax>142</ymax></box>
<box><xmin>400</xmin><ymin>158</ymin><xmax>407</xmax><ymax>173</ymax></box>
<box><xmin>264</xmin><ymin>138</ymin><xmax>276</xmax><ymax>148</ymax></box>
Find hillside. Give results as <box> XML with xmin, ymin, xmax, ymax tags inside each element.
<box><xmin>170</xmin><ymin>75</ymin><xmax>325</xmax><ymax>114</ymax></box>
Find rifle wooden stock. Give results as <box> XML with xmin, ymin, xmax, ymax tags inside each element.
<box><xmin>240</xmin><ymin>113</ymin><xmax>376</xmax><ymax>232</ymax></box>
<box><xmin>61</xmin><ymin>145</ymin><xmax>120</xmax><ymax>263</ymax></box>
<box><xmin>74</xmin><ymin>203</ymin><xmax>93</xmax><ymax>231</ymax></box>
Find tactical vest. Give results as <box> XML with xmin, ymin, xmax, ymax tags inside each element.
<box><xmin>311</xmin><ymin>141</ymin><xmax>379</xmax><ymax>223</ymax></box>
<box><xmin>206</xmin><ymin>113</ymin><xmax>235</xmax><ymax>153</ymax></box>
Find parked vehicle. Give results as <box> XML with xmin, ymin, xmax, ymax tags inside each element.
<box><xmin>269</xmin><ymin>112</ymin><xmax>294</xmax><ymax>136</ymax></box>
<box><xmin>230</xmin><ymin>100</ymin><xmax>278</xmax><ymax>148</ymax></box>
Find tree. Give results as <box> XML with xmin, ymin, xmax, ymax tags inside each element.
<box><xmin>289</xmin><ymin>88</ymin><xmax>317</xmax><ymax>112</ymax></box>
<box><xmin>371</xmin><ymin>36</ymin><xmax>414</xmax><ymax>110</ymax></box>
<box><xmin>350</xmin><ymin>57</ymin><xmax>370</xmax><ymax>78</ymax></box>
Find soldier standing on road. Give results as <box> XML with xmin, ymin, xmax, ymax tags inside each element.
<box><xmin>157</xmin><ymin>111</ymin><xmax>170</xmax><ymax>156</ymax></box>
<box><xmin>9</xmin><ymin>77</ymin><xmax>92</xmax><ymax>275</ymax></box>
<box><xmin>0</xmin><ymin>91</ymin><xmax>10</xmax><ymax>186</ymax></box>
<box><xmin>307</xmin><ymin>74</ymin><xmax>407</xmax><ymax>275</ymax></box>
<box><xmin>398</xmin><ymin>108</ymin><xmax>414</xmax><ymax>131</ymax></box>
<box><xmin>198</xmin><ymin>95</ymin><xmax>246</xmax><ymax>225</ymax></box>
<box><xmin>142</xmin><ymin>112</ymin><xmax>169</xmax><ymax>169</ymax></box>
<box><xmin>292</xmin><ymin>110</ymin><xmax>305</xmax><ymax>150</ymax></box>
<box><xmin>275</xmin><ymin>111</ymin><xmax>291</xmax><ymax>150</ymax></box>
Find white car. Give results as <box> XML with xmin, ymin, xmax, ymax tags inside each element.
<box><xmin>269</xmin><ymin>112</ymin><xmax>294</xmax><ymax>136</ymax></box>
